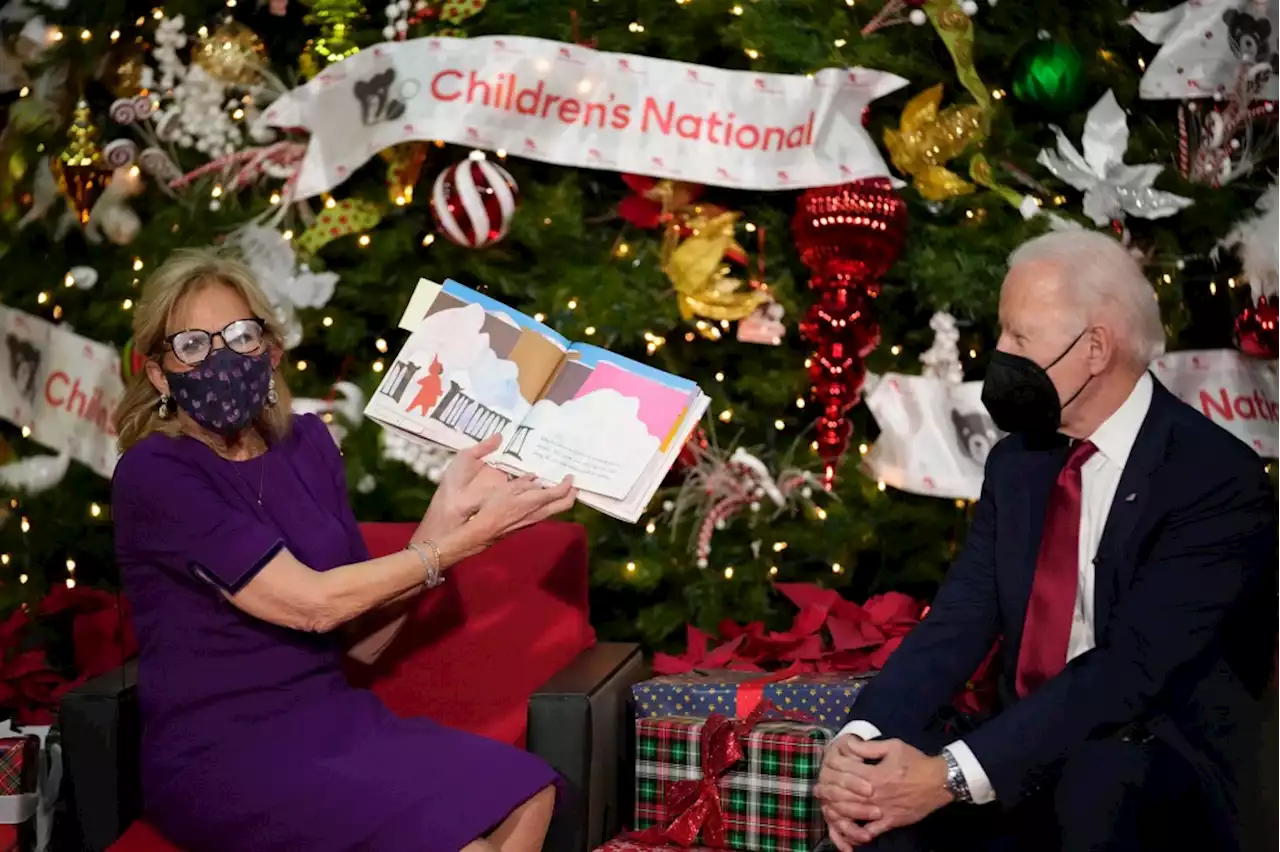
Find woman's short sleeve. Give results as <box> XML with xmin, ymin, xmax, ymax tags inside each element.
<box><xmin>112</xmin><ymin>441</ymin><xmax>285</xmax><ymax>593</ymax></box>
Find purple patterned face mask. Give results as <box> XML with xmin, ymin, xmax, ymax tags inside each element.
<box><xmin>165</xmin><ymin>348</ymin><xmax>273</xmax><ymax>436</ymax></box>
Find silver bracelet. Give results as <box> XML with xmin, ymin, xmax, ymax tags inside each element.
<box><xmin>407</xmin><ymin>541</ymin><xmax>444</xmax><ymax>589</ymax></box>
<box><xmin>941</xmin><ymin>748</ymin><xmax>973</xmax><ymax>804</ymax></box>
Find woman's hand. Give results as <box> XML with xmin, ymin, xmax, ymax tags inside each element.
<box><xmin>416</xmin><ymin>434</ymin><xmax>507</xmax><ymax>541</ymax></box>
<box><xmin>445</xmin><ymin>473</ymin><xmax>578</xmax><ymax>563</ymax></box>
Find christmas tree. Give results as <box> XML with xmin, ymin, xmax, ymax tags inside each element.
<box><xmin>0</xmin><ymin>0</ymin><xmax>1274</xmax><ymax>665</ymax></box>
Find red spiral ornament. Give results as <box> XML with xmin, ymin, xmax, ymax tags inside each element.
<box><xmin>791</xmin><ymin>179</ymin><xmax>908</xmax><ymax>486</ymax></box>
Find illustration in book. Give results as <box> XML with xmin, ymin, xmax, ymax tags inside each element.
<box><xmin>367</xmin><ymin>279</ymin><xmax>708</xmax><ymax>520</ymax></box>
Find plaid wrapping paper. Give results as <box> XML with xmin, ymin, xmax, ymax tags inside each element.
<box><xmin>634</xmin><ymin>716</ymin><xmax>830</xmax><ymax>852</ymax></box>
<box><xmin>0</xmin><ymin>738</ymin><xmax>36</xmax><ymax>798</ymax></box>
<box><xmin>633</xmin><ymin>671</ymin><xmax>870</xmax><ymax>730</ymax></box>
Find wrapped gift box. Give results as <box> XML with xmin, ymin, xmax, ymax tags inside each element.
<box><xmin>0</xmin><ymin>734</ymin><xmax>40</xmax><ymax>852</ymax></box>
<box><xmin>593</xmin><ymin>837</ymin><xmax>722</xmax><ymax>852</ymax></box>
<box><xmin>634</xmin><ymin>715</ymin><xmax>830</xmax><ymax>852</ymax></box>
<box><xmin>632</xmin><ymin>670</ymin><xmax>869</xmax><ymax>730</ymax></box>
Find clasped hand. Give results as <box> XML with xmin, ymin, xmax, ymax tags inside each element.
<box><xmin>813</xmin><ymin>736</ymin><xmax>953</xmax><ymax>851</ymax></box>
<box><xmin>417</xmin><ymin>434</ymin><xmax>578</xmax><ymax>556</ymax></box>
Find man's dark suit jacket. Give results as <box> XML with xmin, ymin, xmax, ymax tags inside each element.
<box><xmin>849</xmin><ymin>377</ymin><xmax>1277</xmax><ymax>847</ymax></box>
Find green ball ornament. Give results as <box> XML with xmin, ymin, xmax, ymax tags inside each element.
<box><xmin>1012</xmin><ymin>40</ymin><xmax>1086</xmax><ymax>111</ymax></box>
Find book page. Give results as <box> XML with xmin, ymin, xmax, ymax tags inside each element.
<box><xmin>365</xmin><ymin>279</ymin><xmax>567</xmax><ymax>453</ymax></box>
<box><xmin>492</xmin><ymin>344</ymin><xmax>699</xmax><ymax>499</ymax></box>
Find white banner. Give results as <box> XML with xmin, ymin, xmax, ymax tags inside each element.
<box><xmin>260</xmin><ymin>35</ymin><xmax>908</xmax><ymax>199</ymax></box>
<box><xmin>0</xmin><ymin>306</ymin><xmax>122</xmax><ymax>478</ymax></box>
<box><xmin>1151</xmin><ymin>349</ymin><xmax>1278</xmax><ymax>457</ymax></box>
<box><xmin>862</xmin><ymin>373</ymin><xmax>999</xmax><ymax>501</ymax></box>
<box><xmin>864</xmin><ymin>351</ymin><xmax>1278</xmax><ymax>501</ymax></box>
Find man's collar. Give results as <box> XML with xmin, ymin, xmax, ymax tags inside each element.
<box><xmin>1087</xmin><ymin>373</ymin><xmax>1153</xmax><ymax>470</ymax></box>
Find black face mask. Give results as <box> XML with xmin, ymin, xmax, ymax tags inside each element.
<box><xmin>981</xmin><ymin>328</ymin><xmax>1093</xmax><ymax>436</ymax></box>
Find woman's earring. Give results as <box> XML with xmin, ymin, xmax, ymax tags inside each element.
<box><xmin>266</xmin><ymin>376</ymin><xmax>279</xmax><ymax>406</ymax></box>
<box><xmin>157</xmin><ymin>394</ymin><xmax>174</xmax><ymax>419</ymax></box>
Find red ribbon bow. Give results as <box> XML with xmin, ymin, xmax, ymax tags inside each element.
<box><xmin>629</xmin><ymin>701</ymin><xmax>790</xmax><ymax>848</ymax></box>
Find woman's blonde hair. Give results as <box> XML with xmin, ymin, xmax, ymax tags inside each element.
<box><xmin>114</xmin><ymin>248</ymin><xmax>293</xmax><ymax>452</ymax></box>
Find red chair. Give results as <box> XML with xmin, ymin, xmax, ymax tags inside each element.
<box><xmin>60</xmin><ymin>521</ymin><xmax>597</xmax><ymax>852</ymax></box>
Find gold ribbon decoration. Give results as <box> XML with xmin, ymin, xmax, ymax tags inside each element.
<box><xmin>380</xmin><ymin>142</ymin><xmax>429</xmax><ymax>206</ymax></box>
<box><xmin>967</xmin><ymin>154</ymin><xmax>1024</xmax><ymax>209</ymax></box>
<box><xmin>662</xmin><ymin>210</ymin><xmax>769</xmax><ymax>324</ymax></box>
<box><xmin>925</xmin><ymin>0</ymin><xmax>991</xmax><ymax>117</ymax></box>
<box><xmin>883</xmin><ymin>84</ymin><xmax>985</xmax><ymax>201</ymax></box>
<box><xmin>295</xmin><ymin>198</ymin><xmax>383</xmax><ymax>256</ymax></box>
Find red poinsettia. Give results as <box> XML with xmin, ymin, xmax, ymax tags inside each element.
<box><xmin>0</xmin><ymin>584</ymin><xmax>137</xmax><ymax>724</ymax></box>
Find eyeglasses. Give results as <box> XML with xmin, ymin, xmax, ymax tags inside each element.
<box><xmin>162</xmin><ymin>318</ymin><xmax>268</xmax><ymax>366</ymax></box>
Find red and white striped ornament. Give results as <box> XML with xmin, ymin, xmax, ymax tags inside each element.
<box><xmin>430</xmin><ymin>155</ymin><xmax>519</xmax><ymax>248</ymax></box>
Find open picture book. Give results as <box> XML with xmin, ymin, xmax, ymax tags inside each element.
<box><xmin>365</xmin><ymin>278</ymin><xmax>710</xmax><ymax>523</ymax></box>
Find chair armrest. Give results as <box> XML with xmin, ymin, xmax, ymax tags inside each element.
<box><xmin>528</xmin><ymin>643</ymin><xmax>647</xmax><ymax>852</ymax></box>
<box><xmin>57</xmin><ymin>660</ymin><xmax>142</xmax><ymax>852</ymax></box>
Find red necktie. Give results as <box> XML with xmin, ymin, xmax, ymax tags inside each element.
<box><xmin>1015</xmin><ymin>440</ymin><xmax>1098</xmax><ymax>698</ymax></box>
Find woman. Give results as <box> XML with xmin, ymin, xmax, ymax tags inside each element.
<box><xmin>111</xmin><ymin>249</ymin><xmax>577</xmax><ymax>852</ymax></box>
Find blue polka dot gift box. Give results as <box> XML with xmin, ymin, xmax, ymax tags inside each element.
<box><xmin>631</xmin><ymin>669</ymin><xmax>872</xmax><ymax>731</ymax></box>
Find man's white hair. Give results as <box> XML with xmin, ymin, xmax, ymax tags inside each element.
<box><xmin>1008</xmin><ymin>230</ymin><xmax>1166</xmax><ymax>367</ymax></box>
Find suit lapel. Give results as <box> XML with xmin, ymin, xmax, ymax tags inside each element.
<box><xmin>1093</xmin><ymin>381</ymin><xmax>1174</xmax><ymax>630</ymax></box>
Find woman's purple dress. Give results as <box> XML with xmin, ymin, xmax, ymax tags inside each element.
<box><xmin>111</xmin><ymin>413</ymin><xmax>559</xmax><ymax>851</ymax></box>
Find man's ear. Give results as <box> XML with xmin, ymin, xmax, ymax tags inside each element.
<box><xmin>145</xmin><ymin>359</ymin><xmax>169</xmax><ymax>397</ymax></box>
<box><xmin>1088</xmin><ymin>324</ymin><xmax>1118</xmax><ymax>374</ymax></box>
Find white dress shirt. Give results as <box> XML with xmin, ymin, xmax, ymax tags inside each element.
<box><xmin>839</xmin><ymin>374</ymin><xmax>1154</xmax><ymax>804</ymax></box>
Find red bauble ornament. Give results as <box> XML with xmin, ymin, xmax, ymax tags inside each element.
<box><xmin>792</xmin><ymin>179</ymin><xmax>908</xmax><ymax>485</ymax></box>
<box><xmin>1235</xmin><ymin>294</ymin><xmax>1279</xmax><ymax>359</ymax></box>
<box><xmin>430</xmin><ymin>156</ymin><xmax>519</xmax><ymax>248</ymax></box>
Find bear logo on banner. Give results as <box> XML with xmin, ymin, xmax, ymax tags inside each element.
<box><xmin>6</xmin><ymin>335</ymin><xmax>42</xmax><ymax>404</ymax></box>
<box><xmin>353</xmin><ymin>69</ymin><xmax>408</xmax><ymax>125</ymax></box>
<box><xmin>950</xmin><ymin>408</ymin><xmax>1000</xmax><ymax>469</ymax></box>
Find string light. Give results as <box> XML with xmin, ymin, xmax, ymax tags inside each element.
<box><xmin>769</xmin><ymin>565</ymin><xmax>778</xmax><ymax>576</ymax></box>
<box><xmin>421</xmin><ymin>234</ymin><xmax>435</xmax><ymax>247</ymax></box>
<box><xmin>52</xmin><ymin>306</ymin><xmax>63</xmax><ymax>320</ymax></box>
<box><xmin>723</xmin><ymin>566</ymin><xmax>734</xmax><ymax>579</ymax></box>
<box><xmin>18</xmin><ymin>86</ymin><xmax>28</xmax><ymax>98</ymax></box>
<box><xmin>644</xmin><ymin>331</ymin><xmax>666</xmax><ymax>354</ymax></box>
<box><xmin>372</xmin><ymin>359</ymin><xmax>385</xmax><ymax>373</ymax></box>
<box><xmin>795</xmin><ymin>397</ymin><xmax>805</xmax><ymax>409</ymax></box>
<box><xmin>615</xmin><ymin>242</ymin><xmax>631</xmax><ymax>257</ymax></box>
<box><xmin>18</xmin><ymin>575</ymin><xmax>27</xmax><ymax>585</ymax></box>
<box><xmin>122</xmin><ymin>298</ymin><xmax>134</xmax><ymax>310</ymax></box>
<box><xmin>625</xmin><ymin>561</ymin><xmax>637</xmax><ymax>572</ymax></box>
<box><xmin>628</xmin><ymin>21</ymin><xmax>645</xmax><ymax>32</ymax></box>
<box><xmin>858</xmin><ymin>443</ymin><xmax>868</xmax><ymax>455</ymax></box>
<box><xmin>132</xmin><ymin>258</ymin><xmax>144</xmax><ymax>271</ymax></box>
<box><xmin>730</xmin><ymin>4</ymin><xmax>744</xmax><ymax>13</ymax></box>
<box><xmin>772</xmin><ymin>541</ymin><xmax>788</xmax><ymax>552</ymax></box>
<box><xmin>19</xmin><ymin>426</ymin><xmax>30</xmax><ymax>438</ymax></box>
<box><xmin>774</xmin><ymin>419</ymin><xmax>785</xmax><ymax>430</ymax></box>
<box><xmin>296</xmin><ymin>360</ymin><xmax>308</xmax><ymax>371</ymax></box>
<box><xmin>110</xmin><ymin>29</ymin><xmax>120</xmax><ymax>42</ymax></box>
<box><xmin>876</xmin><ymin>480</ymin><xmax>887</xmax><ymax>492</ymax></box>
<box><xmin>0</xmin><ymin>554</ymin><xmax>7</xmax><ymax>566</ymax></box>
<box><xmin>66</xmin><ymin>578</ymin><xmax>76</xmax><ymax>589</ymax></box>
<box><xmin>815</xmin><ymin>507</ymin><xmax>828</xmax><ymax>520</ymax></box>
<box><xmin>567</xmin><ymin>299</ymin><xmax>578</xmax><ymax>310</ymax></box>
<box><xmin>714</xmin><ymin>371</ymin><xmax>725</xmax><ymax>382</ymax></box>
<box><xmin>64</xmin><ymin>273</ymin><xmax>74</xmax><ymax>288</ymax></box>
<box><xmin>645</xmin><ymin>520</ymin><xmax>657</xmax><ymax>534</ymax></box>
<box><xmin>1210</xmin><ymin>281</ymin><xmax>1218</xmax><ymax>296</ymax></box>
<box><xmin>375</xmin><ymin>338</ymin><xmax>388</xmax><ymax>353</ymax></box>
<box><xmin>584</xmin><ymin>326</ymin><xmax>596</xmax><ymax>336</ymax></box>
<box><xmin>89</xmin><ymin>503</ymin><xmax>102</xmax><ymax>518</ymax></box>
<box><xmin>50</xmin><ymin>28</ymin><xmax>63</xmax><ymax>42</ymax></box>
<box><xmin>66</xmin><ymin>558</ymin><xmax>76</xmax><ymax>572</ymax></box>
<box><xmin>832</xmin><ymin>562</ymin><xmax>843</xmax><ymax>574</ymax></box>
<box><xmin>744</xmin><ymin>48</ymin><xmax>760</xmax><ymax>59</ymax></box>
<box><xmin>718</xmin><ymin>409</ymin><xmax>733</xmax><ymax>423</ymax></box>
<box><xmin>36</xmin><ymin>292</ymin><xmax>48</xmax><ymax>305</ymax></box>
<box><xmin>1227</xmin><ymin>277</ymin><xmax>1236</xmax><ymax>289</ymax></box>
<box><xmin>744</xmin><ymin>222</ymin><xmax>757</xmax><ymax>233</ymax></box>
<box><xmin>534</xmin><ymin>312</ymin><xmax>546</xmax><ymax>323</ymax></box>
<box><xmin>20</xmin><ymin>516</ymin><xmax>29</xmax><ymax>533</ymax></box>
<box><xmin>358</xmin><ymin>234</ymin><xmax>371</xmax><ymax>247</ymax></box>
<box><xmin>282</xmin><ymin>229</ymin><xmax>294</xmax><ymax>241</ymax></box>
<box><xmin>833</xmin><ymin>38</ymin><xmax>847</xmax><ymax>47</ymax></box>
<box><xmin>322</xmin><ymin>316</ymin><xmax>334</xmax><ymax>327</ymax></box>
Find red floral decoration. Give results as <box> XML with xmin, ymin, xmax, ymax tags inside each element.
<box><xmin>791</xmin><ymin>179</ymin><xmax>908</xmax><ymax>485</ymax></box>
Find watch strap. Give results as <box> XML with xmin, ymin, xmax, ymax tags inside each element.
<box><xmin>942</xmin><ymin>748</ymin><xmax>973</xmax><ymax>804</ymax></box>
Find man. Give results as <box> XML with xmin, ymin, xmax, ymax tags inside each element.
<box><xmin>815</xmin><ymin>231</ymin><xmax>1276</xmax><ymax>852</ymax></box>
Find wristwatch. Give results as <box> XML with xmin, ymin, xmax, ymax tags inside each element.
<box><xmin>941</xmin><ymin>749</ymin><xmax>973</xmax><ymax>804</ymax></box>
